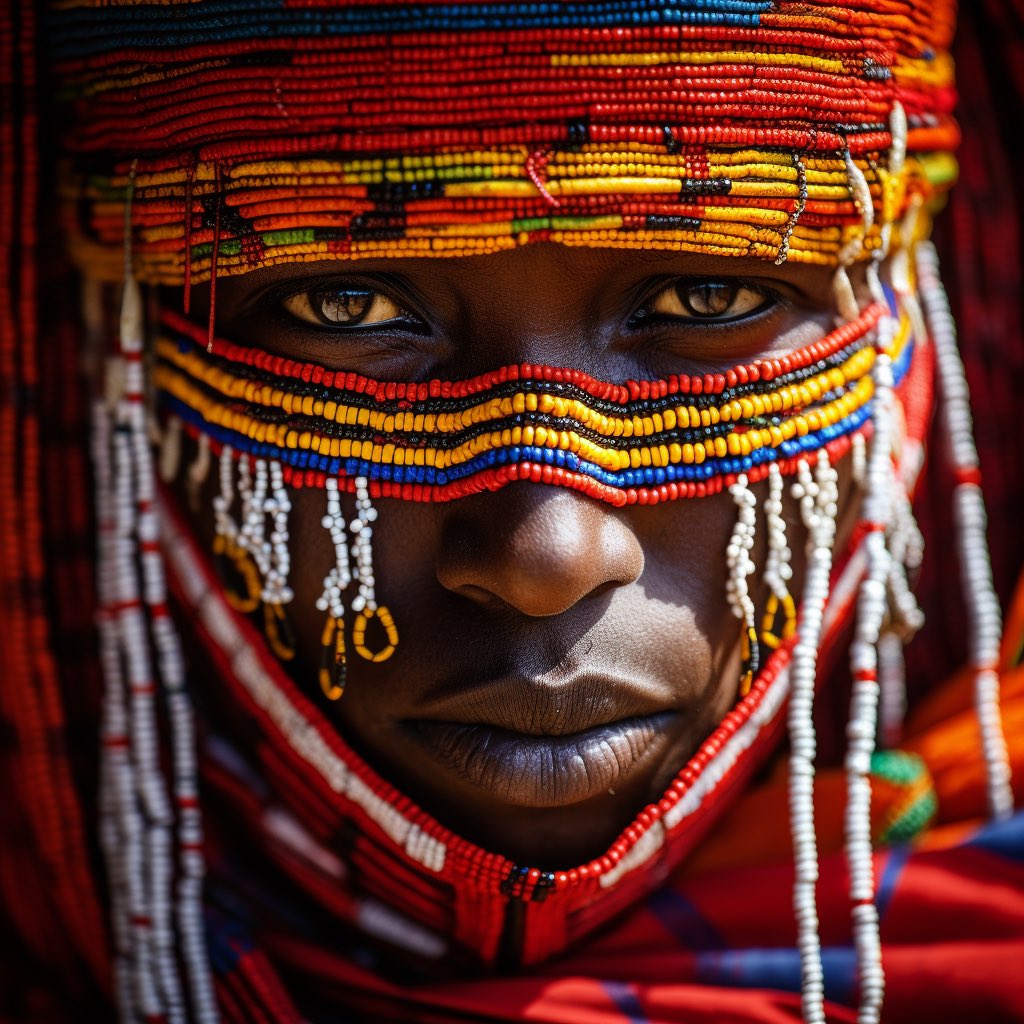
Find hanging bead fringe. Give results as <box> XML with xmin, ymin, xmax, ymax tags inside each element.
<box><xmin>787</xmin><ymin>449</ymin><xmax>840</xmax><ymax>1024</ymax></box>
<box><xmin>845</xmin><ymin>342</ymin><xmax>896</xmax><ymax>1024</ymax></box>
<box><xmin>917</xmin><ymin>241</ymin><xmax>1015</xmax><ymax>821</ymax></box>
<box><xmin>726</xmin><ymin>474</ymin><xmax>759</xmax><ymax>694</ymax></box>
<box><xmin>93</xmin><ymin>276</ymin><xmax>217</xmax><ymax>1022</ymax></box>
<box><xmin>316</xmin><ymin>475</ymin><xmax>399</xmax><ymax>691</ymax></box>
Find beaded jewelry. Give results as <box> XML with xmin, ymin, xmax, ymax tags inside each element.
<box><xmin>92</xmin><ymin>179</ymin><xmax>216</xmax><ymax>1022</ymax></box>
<box><xmin>726</xmin><ymin>474</ymin><xmax>759</xmax><ymax>693</ymax></box>
<box><xmin>787</xmin><ymin>449</ymin><xmax>841</xmax><ymax>1024</ymax></box>
<box><xmin>316</xmin><ymin>477</ymin><xmax>353</xmax><ymax>700</ymax></box>
<box><xmin>760</xmin><ymin>462</ymin><xmax>795</xmax><ymax>653</ymax></box>
<box><xmin>918</xmin><ymin>241</ymin><xmax>1014</xmax><ymax>822</ymax></box>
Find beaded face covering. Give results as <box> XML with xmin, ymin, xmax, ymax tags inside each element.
<box><xmin>156</xmin><ymin>301</ymin><xmax>902</xmax><ymax>504</ymax></box>
<box><xmin>49</xmin><ymin>3</ymin><xmax>1016</xmax><ymax>1024</ymax></box>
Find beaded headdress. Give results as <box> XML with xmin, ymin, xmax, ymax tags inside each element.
<box><xmin>41</xmin><ymin>3</ymin><xmax>1014</xmax><ymax>1023</ymax></box>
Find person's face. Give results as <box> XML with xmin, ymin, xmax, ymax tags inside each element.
<box><xmin>183</xmin><ymin>243</ymin><xmax>855</xmax><ymax>868</ymax></box>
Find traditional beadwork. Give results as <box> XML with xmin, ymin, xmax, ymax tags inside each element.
<box><xmin>52</xmin><ymin>3</ymin><xmax>959</xmax><ymax>284</ymax></box>
<box><xmin>786</xmin><ymin>448</ymin><xmax>840</xmax><ymax>1024</ymax></box>
<box><xmin>918</xmin><ymin>241</ymin><xmax>1015</xmax><ymax>822</ymax></box>
<box><xmin>153</xmin><ymin>300</ymin><xmax>909</xmax><ymax>508</ymax></box>
<box><xmin>48</xmin><ymin>6</ymin><xmax>1018</xmax><ymax>1024</ymax></box>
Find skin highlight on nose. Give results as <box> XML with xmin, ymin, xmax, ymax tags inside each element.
<box><xmin>435</xmin><ymin>484</ymin><xmax>645</xmax><ymax>617</ymax></box>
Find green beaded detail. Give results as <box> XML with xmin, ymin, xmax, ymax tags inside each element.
<box><xmin>869</xmin><ymin>749</ymin><xmax>938</xmax><ymax>845</ymax></box>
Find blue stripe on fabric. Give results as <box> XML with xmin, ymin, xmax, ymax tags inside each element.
<box><xmin>875</xmin><ymin>842</ymin><xmax>911</xmax><ymax>921</ymax></box>
<box><xmin>600</xmin><ymin>980</ymin><xmax>649</xmax><ymax>1024</ymax></box>
<box><xmin>50</xmin><ymin>1</ymin><xmax>767</xmax><ymax>58</ymax></box>
<box><xmin>646</xmin><ymin>886</ymin><xmax>725</xmax><ymax>951</ymax></box>
<box><xmin>966</xmin><ymin>809</ymin><xmax>1024</xmax><ymax>864</ymax></box>
<box><xmin>695</xmin><ymin>946</ymin><xmax>857</xmax><ymax>1007</ymax></box>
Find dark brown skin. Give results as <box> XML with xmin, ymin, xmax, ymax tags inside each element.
<box><xmin>182</xmin><ymin>244</ymin><xmax>862</xmax><ymax>868</ymax></box>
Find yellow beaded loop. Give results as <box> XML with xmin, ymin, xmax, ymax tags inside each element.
<box><xmin>319</xmin><ymin>615</ymin><xmax>347</xmax><ymax>701</ymax></box>
<box><xmin>213</xmin><ymin>533</ymin><xmax>261</xmax><ymax>614</ymax></box>
<box><xmin>264</xmin><ymin>601</ymin><xmax>296</xmax><ymax>662</ymax></box>
<box><xmin>353</xmin><ymin>605</ymin><xmax>399</xmax><ymax>663</ymax></box>
<box><xmin>760</xmin><ymin>592</ymin><xmax>797</xmax><ymax>651</ymax></box>
<box><xmin>739</xmin><ymin>624</ymin><xmax>759</xmax><ymax>698</ymax></box>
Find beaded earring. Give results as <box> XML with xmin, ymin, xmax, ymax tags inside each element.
<box><xmin>315</xmin><ymin>476</ymin><xmax>399</xmax><ymax>701</ymax></box>
<box><xmin>760</xmin><ymin>462</ymin><xmax>796</xmax><ymax>654</ymax></box>
<box><xmin>210</xmin><ymin>451</ymin><xmax>297</xmax><ymax>659</ymax></box>
<box><xmin>726</xmin><ymin>474</ymin><xmax>759</xmax><ymax>695</ymax></box>
<box><xmin>316</xmin><ymin>477</ymin><xmax>353</xmax><ymax>700</ymax></box>
<box><xmin>212</xmin><ymin>445</ymin><xmax>262</xmax><ymax>615</ymax></box>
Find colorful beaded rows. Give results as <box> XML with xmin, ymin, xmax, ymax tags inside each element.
<box><xmin>52</xmin><ymin>0</ymin><xmax>957</xmax><ymax>282</ymax></box>
<box><xmin>155</xmin><ymin>299</ymin><xmax>913</xmax><ymax>505</ymax></box>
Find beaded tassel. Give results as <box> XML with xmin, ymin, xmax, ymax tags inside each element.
<box><xmin>232</xmin><ymin>455</ymin><xmax>297</xmax><ymax>659</ymax></box>
<box><xmin>845</xmin><ymin>343</ymin><xmax>897</xmax><ymax>1024</ymax></box>
<box><xmin>787</xmin><ymin>449</ymin><xmax>840</xmax><ymax>1024</ymax></box>
<box><xmin>350</xmin><ymin>476</ymin><xmax>399</xmax><ymax>663</ymax></box>
<box><xmin>917</xmin><ymin>241</ymin><xmax>1015</xmax><ymax>821</ymax></box>
<box><xmin>316</xmin><ymin>477</ymin><xmax>353</xmax><ymax>699</ymax></box>
<box><xmin>761</xmin><ymin>461</ymin><xmax>796</xmax><ymax>653</ymax></box>
<box><xmin>185</xmin><ymin>430</ymin><xmax>210</xmax><ymax>510</ymax></box>
<box><xmin>726</xmin><ymin>474</ymin><xmax>759</xmax><ymax>694</ymax></box>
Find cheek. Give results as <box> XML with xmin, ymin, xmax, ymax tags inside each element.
<box><xmin>631</xmin><ymin>496</ymin><xmax>742</xmax><ymax>688</ymax></box>
<box><xmin>285</xmin><ymin>485</ymin><xmax>746</xmax><ymax>732</ymax></box>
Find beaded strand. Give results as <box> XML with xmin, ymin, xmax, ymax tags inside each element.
<box><xmin>787</xmin><ymin>448</ymin><xmax>840</xmax><ymax>1024</ymax></box>
<box><xmin>726</xmin><ymin>473</ymin><xmax>759</xmax><ymax>692</ymax></box>
<box><xmin>917</xmin><ymin>241</ymin><xmax>1015</xmax><ymax>821</ymax></box>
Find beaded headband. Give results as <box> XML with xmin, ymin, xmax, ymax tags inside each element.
<box><xmin>52</xmin><ymin>0</ymin><xmax>958</xmax><ymax>283</ymax></box>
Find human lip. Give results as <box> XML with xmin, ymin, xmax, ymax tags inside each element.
<box><xmin>405</xmin><ymin>675</ymin><xmax>677</xmax><ymax>807</ymax></box>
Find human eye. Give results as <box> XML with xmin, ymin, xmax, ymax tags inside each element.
<box><xmin>632</xmin><ymin>278</ymin><xmax>778</xmax><ymax>327</ymax></box>
<box><xmin>280</xmin><ymin>280</ymin><xmax>424</xmax><ymax>331</ymax></box>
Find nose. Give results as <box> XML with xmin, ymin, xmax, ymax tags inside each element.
<box><xmin>436</xmin><ymin>483</ymin><xmax>644</xmax><ymax>617</ymax></box>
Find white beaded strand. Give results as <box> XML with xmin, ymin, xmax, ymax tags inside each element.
<box><xmin>788</xmin><ymin>449</ymin><xmax>840</xmax><ymax>1024</ymax></box>
<box><xmin>241</xmin><ymin>457</ymin><xmax>270</xmax><ymax>582</ymax></box>
<box><xmin>764</xmin><ymin>461</ymin><xmax>794</xmax><ymax>623</ymax></box>
<box><xmin>316</xmin><ymin>476</ymin><xmax>353</xmax><ymax>621</ymax></box>
<box><xmin>91</xmin><ymin>170</ymin><xmax>217</xmax><ymax>1022</ymax></box>
<box><xmin>158</xmin><ymin>415</ymin><xmax>183</xmax><ymax>484</ymax></box>
<box><xmin>213</xmin><ymin>443</ymin><xmax>238</xmax><ymax>548</ymax></box>
<box><xmin>112</xmin><ymin>273</ymin><xmax>180</xmax><ymax>1022</ymax></box>
<box><xmin>845</xmin><ymin>346</ymin><xmax>897</xmax><ymax>1024</ymax></box>
<box><xmin>350</xmin><ymin>476</ymin><xmax>381</xmax><ymax>615</ymax></box>
<box><xmin>185</xmin><ymin>431</ymin><xmax>211</xmax><ymax>510</ymax></box>
<box><xmin>726</xmin><ymin>474</ymin><xmax>758</xmax><ymax>667</ymax></box>
<box><xmin>917</xmin><ymin>241</ymin><xmax>1015</xmax><ymax>820</ymax></box>
<box><xmin>91</xmin><ymin>389</ymin><xmax>136</xmax><ymax>1024</ymax></box>
<box><xmin>263</xmin><ymin>459</ymin><xmax>294</xmax><ymax>606</ymax></box>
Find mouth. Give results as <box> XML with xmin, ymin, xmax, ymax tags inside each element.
<box><xmin>405</xmin><ymin>711</ymin><xmax>678</xmax><ymax>808</ymax></box>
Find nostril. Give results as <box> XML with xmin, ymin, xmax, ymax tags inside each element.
<box><xmin>435</xmin><ymin>484</ymin><xmax>644</xmax><ymax>618</ymax></box>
